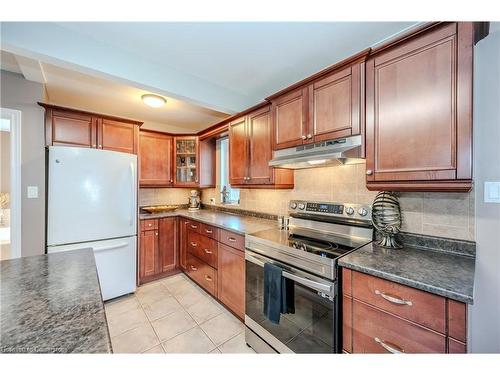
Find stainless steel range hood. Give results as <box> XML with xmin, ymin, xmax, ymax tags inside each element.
<box><xmin>269</xmin><ymin>135</ymin><xmax>364</xmax><ymax>169</ymax></box>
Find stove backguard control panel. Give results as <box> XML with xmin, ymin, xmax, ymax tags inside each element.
<box><xmin>289</xmin><ymin>200</ymin><xmax>371</xmax><ymax>220</ymax></box>
<box><xmin>306</xmin><ymin>202</ymin><xmax>344</xmax><ymax>214</ymax></box>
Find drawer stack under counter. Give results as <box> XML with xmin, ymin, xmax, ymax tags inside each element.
<box><xmin>181</xmin><ymin>218</ymin><xmax>246</xmax><ymax>319</ymax></box>
<box><xmin>342</xmin><ymin>269</ymin><xmax>467</xmax><ymax>354</ymax></box>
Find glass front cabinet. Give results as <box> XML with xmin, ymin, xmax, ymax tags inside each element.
<box><xmin>174</xmin><ymin>136</ymin><xmax>199</xmax><ymax>186</ymax></box>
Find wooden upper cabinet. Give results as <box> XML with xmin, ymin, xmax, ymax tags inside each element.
<box><xmin>248</xmin><ymin>106</ymin><xmax>273</xmax><ymax>184</ymax></box>
<box><xmin>270</xmin><ymin>53</ymin><xmax>367</xmax><ymax>151</ymax></box>
<box><xmin>271</xmin><ymin>88</ymin><xmax>308</xmax><ymax>150</ymax></box>
<box><xmin>48</xmin><ymin>109</ymin><xmax>97</xmax><ymax>148</ymax></box>
<box><xmin>173</xmin><ymin>136</ymin><xmax>199</xmax><ymax>187</ymax></box>
<box><xmin>228</xmin><ymin>116</ymin><xmax>248</xmax><ymax>185</ymax></box>
<box><xmin>98</xmin><ymin>118</ymin><xmax>138</xmax><ymax>154</ymax></box>
<box><xmin>229</xmin><ymin>105</ymin><xmax>294</xmax><ymax>188</ymax></box>
<box><xmin>365</xmin><ymin>22</ymin><xmax>474</xmax><ymax>192</ymax></box>
<box><xmin>309</xmin><ymin>63</ymin><xmax>363</xmax><ymax>142</ymax></box>
<box><xmin>139</xmin><ymin>130</ymin><xmax>173</xmax><ymax>187</ymax></box>
<box><xmin>41</xmin><ymin>104</ymin><xmax>142</xmax><ymax>154</ymax></box>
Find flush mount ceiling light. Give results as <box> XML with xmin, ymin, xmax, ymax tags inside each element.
<box><xmin>141</xmin><ymin>94</ymin><xmax>166</xmax><ymax>108</ymax></box>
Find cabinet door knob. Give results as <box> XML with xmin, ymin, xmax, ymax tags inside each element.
<box><xmin>301</xmin><ymin>135</ymin><xmax>307</xmax><ymax>140</ymax></box>
<box><xmin>366</xmin><ymin>169</ymin><xmax>373</xmax><ymax>176</ymax></box>
<box><xmin>98</xmin><ymin>144</ymin><xmax>102</xmax><ymax>148</ymax></box>
<box><xmin>306</xmin><ymin>134</ymin><xmax>312</xmax><ymax>139</ymax></box>
<box><xmin>155</xmin><ymin>232</ymin><xmax>158</xmax><ymax>236</ymax></box>
<box><xmin>190</xmin><ymin>242</ymin><xmax>198</xmax><ymax>247</ymax></box>
<box><xmin>170</xmin><ymin>179</ymin><xmax>173</xmax><ymax>183</ymax></box>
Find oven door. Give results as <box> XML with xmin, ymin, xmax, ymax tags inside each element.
<box><xmin>245</xmin><ymin>250</ymin><xmax>337</xmax><ymax>353</ymax></box>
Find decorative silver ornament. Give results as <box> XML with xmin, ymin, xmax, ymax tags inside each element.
<box><xmin>371</xmin><ymin>191</ymin><xmax>403</xmax><ymax>248</ymax></box>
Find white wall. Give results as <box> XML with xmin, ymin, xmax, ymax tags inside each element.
<box><xmin>0</xmin><ymin>70</ymin><xmax>46</xmax><ymax>257</ymax></box>
<box><xmin>469</xmin><ymin>23</ymin><xmax>500</xmax><ymax>353</ymax></box>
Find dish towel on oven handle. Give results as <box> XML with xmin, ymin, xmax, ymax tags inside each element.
<box><xmin>263</xmin><ymin>262</ymin><xmax>295</xmax><ymax>324</ymax></box>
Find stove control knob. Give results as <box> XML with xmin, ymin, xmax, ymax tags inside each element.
<box><xmin>345</xmin><ymin>207</ymin><xmax>355</xmax><ymax>215</ymax></box>
<box><xmin>298</xmin><ymin>203</ymin><xmax>306</xmax><ymax>210</ymax></box>
<box><xmin>358</xmin><ymin>207</ymin><xmax>368</xmax><ymax>217</ymax></box>
<box><xmin>290</xmin><ymin>202</ymin><xmax>297</xmax><ymax>209</ymax></box>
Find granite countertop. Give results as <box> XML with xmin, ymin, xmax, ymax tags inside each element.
<box><xmin>0</xmin><ymin>249</ymin><xmax>112</xmax><ymax>353</ymax></box>
<box><xmin>338</xmin><ymin>238</ymin><xmax>475</xmax><ymax>304</ymax></box>
<box><xmin>139</xmin><ymin>208</ymin><xmax>278</xmax><ymax>235</ymax></box>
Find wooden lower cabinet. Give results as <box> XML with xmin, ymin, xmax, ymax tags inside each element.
<box><xmin>180</xmin><ymin>218</ymin><xmax>245</xmax><ymax>320</ymax></box>
<box><xmin>140</xmin><ymin>229</ymin><xmax>158</xmax><ymax>280</ymax></box>
<box><xmin>186</xmin><ymin>253</ymin><xmax>217</xmax><ymax>297</ymax></box>
<box><xmin>352</xmin><ymin>300</ymin><xmax>446</xmax><ymax>353</ymax></box>
<box><xmin>218</xmin><ymin>243</ymin><xmax>245</xmax><ymax>319</ymax></box>
<box><xmin>139</xmin><ymin>217</ymin><xmax>178</xmax><ymax>284</ymax></box>
<box><xmin>342</xmin><ymin>268</ymin><xmax>468</xmax><ymax>353</ymax></box>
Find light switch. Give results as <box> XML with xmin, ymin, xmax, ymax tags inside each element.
<box><xmin>27</xmin><ymin>186</ymin><xmax>38</xmax><ymax>199</ymax></box>
<box><xmin>484</xmin><ymin>181</ymin><xmax>500</xmax><ymax>203</ymax></box>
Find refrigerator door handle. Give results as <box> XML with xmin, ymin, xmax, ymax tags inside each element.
<box><xmin>129</xmin><ymin>162</ymin><xmax>135</xmax><ymax>227</ymax></box>
<box><xmin>93</xmin><ymin>242</ymin><xmax>129</xmax><ymax>252</ymax></box>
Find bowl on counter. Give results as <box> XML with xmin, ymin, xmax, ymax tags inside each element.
<box><xmin>141</xmin><ymin>205</ymin><xmax>180</xmax><ymax>214</ymax></box>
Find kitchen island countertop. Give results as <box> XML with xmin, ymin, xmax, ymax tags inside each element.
<box><xmin>0</xmin><ymin>249</ymin><xmax>112</xmax><ymax>353</ymax></box>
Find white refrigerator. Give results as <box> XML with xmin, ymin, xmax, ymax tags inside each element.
<box><xmin>47</xmin><ymin>146</ymin><xmax>137</xmax><ymax>301</ymax></box>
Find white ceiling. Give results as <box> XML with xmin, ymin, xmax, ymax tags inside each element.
<box><xmin>56</xmin><ymin>22</ymin><xmax>416</xmax><ymax>104</ymax></box>
<box><xmin>1</xmin><ymin>51</ymin><xmax>229</xmax><ymax>133</ymax></box>
<box><xmin>1</xmin><ymin>22</ymin><xmax>419</xmax><ymax>131</ymax></box>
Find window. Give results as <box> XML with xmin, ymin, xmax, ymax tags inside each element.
<box><xmin>218</xmin><ymin>137</ymin><xmax>240</xmax><ymax>204</ymax></box>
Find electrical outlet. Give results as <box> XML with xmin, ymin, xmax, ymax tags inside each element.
<box><xmin>27</xmin><ymin>186</ymin><xmax>39</xmax><ymax>199</ymax></box>
<box><xmin>210</xmin><ymin>198</ymin><xmax>215</xmax><ymax>204</ymax></box>
<box><xmin>484</xmin><ymin>181</ymin><xmax>500</xmax><ymax>203</ymax></box>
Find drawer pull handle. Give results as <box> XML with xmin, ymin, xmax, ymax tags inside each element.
<box><xmin>190</xmin><ymin>242</ymin><xmax>198</xmax><ymax>247</ymax></box>
<box><xmin>190</xmin><ymin>265</ymin><xmax>197</xmax><ymax>271</ymax></box>
<box><xmin>375</xmin><ymin>290</ymin><xmax>412</xmax><ymax>306</ymax></box>
<box><xmin>374</xmin><ymin>337</ymin><xmax>404</xmax><ymax>354</ymax></box>
<box><xmin>191</xmin><ymin>224</ymin><xmax>198</xmax><ymax>229</ymax></box>
<box><xmin>205</xmin><ymin>229</ymin><xmax>213</xmax><ymax>234</ymax></box>
<box><xmin>228</xmin><ymin>237</ymin><xmax>237</xmax><ymax>243</ymax></box>
<box><xmin>204</xmin><ymin>249</ymin><xmax>212</xmax><ymax>254</ymax></box>
<box><xmin>205</xmin><ymin>275</ymin><xmax>212</xmax><ymax>282</ymax></box>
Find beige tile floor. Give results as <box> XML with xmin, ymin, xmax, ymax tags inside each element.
<box><xmin>105</xmin><ymin>272</ymin><xmax>255</xmax><ymax>354</ymax></box>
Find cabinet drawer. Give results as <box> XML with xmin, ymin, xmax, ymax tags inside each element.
<box><xmin>185</xmin><ymin>220</ymin><xmax>201</xmax><ymax>233</ymax></box>
<box><xmin>141</xmin><ymin>219</ymin><xmax>158</xmax><ymax>231</ymax></box>
<box><xmin>219</xmin><ymin>229</ymin><xmax>245</xmax><ymax>250</ymax></box>
<box><xmin>200</xmin><ymin>223</ymin><xmax>219</xmax><ymax>240</ymax></box>
<box><xmin>352</xmin><ymin>271</ymin><xmax>446</xmax><ymax>333</ymax></box>
<box><xmin>186</xmin><ymin>253</ymin><xmax>217</xmax><ymax>297</ymax></box>
<box><xmin>353</xmin><ymin>300</ymin><xmax>446</xmax><ymax>353</ymax></box>
<box><xmin>187</xmin><ymin>231</ymin><xmax>218</xmax><ymax>268</ymax></box>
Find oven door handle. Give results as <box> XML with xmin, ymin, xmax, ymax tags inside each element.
<box><xmin>245</xmin><ymin>252</ymin><xmax>334</xmax><ymax>294</ymax></box>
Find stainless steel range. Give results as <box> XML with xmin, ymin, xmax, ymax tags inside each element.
<box><xmin>244</xmin><ymin>200</ymin><xmax>373</xmax><ymax>353</ymax></box>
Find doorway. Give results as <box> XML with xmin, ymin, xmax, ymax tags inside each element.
<box><xmin>0</xmin><ymin>108</ymin><xmax>21</xmax><ymax>260</ymax></box>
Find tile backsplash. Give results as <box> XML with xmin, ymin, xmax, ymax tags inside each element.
<box><xmin>139</xmin><ymin>162</ymin><xmax>475</xmax><ymax>241</ymax></box>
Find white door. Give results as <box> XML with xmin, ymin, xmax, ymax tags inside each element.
<box><xmin>47</xmin><ymin>236</ymin><xmax>137</xmax><ymax>301</ymax></box>
<box><xmin>47</xmin><ymin>146</ymin><xmax>137</xmax><ymax>246</ymax></box>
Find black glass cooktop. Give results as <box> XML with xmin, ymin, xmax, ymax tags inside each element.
<box><xmin>287</xmin><ymin>234</ymin><xmax>355</xmax><ymax>259</ymax></box>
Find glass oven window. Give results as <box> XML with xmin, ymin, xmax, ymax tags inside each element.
<box><xmin>245</xmin><ymin>260</ymin><xmax>335</xmax><ymax>353</ymax></box>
